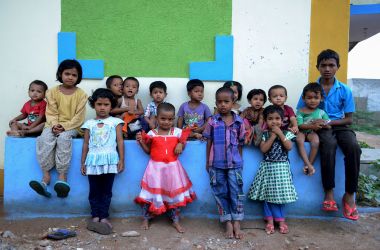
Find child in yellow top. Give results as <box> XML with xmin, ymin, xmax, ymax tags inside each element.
<box><xmin>29</xmin><ymin>59</ymin><xmax>88</xmax><ymax>198</ymax></box>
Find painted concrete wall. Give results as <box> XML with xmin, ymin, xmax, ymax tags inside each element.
<box><xmin>0</xmin><ymin>0</ymin><xmax>312</xmax><ymax>168</ymax></box>
<box><xmin>4</xmin><ymin>137</ymin><xmax>347</xmax><ymax>219</ymax></box>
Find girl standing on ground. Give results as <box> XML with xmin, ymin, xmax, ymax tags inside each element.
<box><xmin>135</xmin><ymin>103</ymin><xmax>195</xmax><ymax>233</ymax></box>
<box><xmin>248</xmin><ymin>105</ymin><xmax>298</xmax><ymax>234</ymax></box>
<box><xmin>81</xmin><ymin>88</ymin><xmax>124</xmax><ymax>235</ymax></box>
<box><xmin>30</xmin><ymin>59</ymin><xmax>87</xmax><ymax>198</ymax></box>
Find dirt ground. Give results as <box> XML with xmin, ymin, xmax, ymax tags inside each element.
<box><xmin>356</xmin><ymin>131</ymin><xmax>380</xmax><ymax>149</ymax></box>
<box><xmin>1</xmin><ymin>212</ymin><xmax>380</xmax><ymax>250</ymax></box>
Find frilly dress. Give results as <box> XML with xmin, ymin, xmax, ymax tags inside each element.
<box><xmin>134</xmin><ymin>127</ymin><xmax>196</xmax><ymax>215</ymax></box>
<box><xmin>81</xmin><ymin>117</ymin><xmax>124</xmax><ymax>175</ymax></box>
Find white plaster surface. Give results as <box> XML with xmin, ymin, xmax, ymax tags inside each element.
<box><xmin>0</xmin><ymin>0</ymin><xmax>311</xmax><ymax>166</ymax></box>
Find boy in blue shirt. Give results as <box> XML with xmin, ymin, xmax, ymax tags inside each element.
<box><xmin>297</xmin><ymin>49</ymin><xmax>361</xmax><ymax>220</ymax></box>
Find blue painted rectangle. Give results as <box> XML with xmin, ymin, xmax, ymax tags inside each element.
<box><xmin>58</xmin><ymin>32</ymin><xmax>76</xmax><ymax>63</ymax></box>
<box><xmin>78</xmin><ymin>59</ymin><xmax>104</xmax><ymax>79</ymax></box>
<box><xmin>350</xmin><ymin>4</ymin><xmax>380</xmax><ymax>15</ymax></box>
<box><xmin>4</xmin><ymin>137</ymin><xmax>352</xmax><ymax>219</ymax></box>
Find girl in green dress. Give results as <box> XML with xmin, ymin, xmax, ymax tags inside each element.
<box><xmin>248</xmin><ymin>105</ymin><xmax>297</xmax><ymax>234</ymax></box>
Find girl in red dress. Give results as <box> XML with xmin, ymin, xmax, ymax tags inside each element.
<box><xmin>135</xmin><ymin>103</ymin><xmax>195</xmax><ymax>233</ymax></box>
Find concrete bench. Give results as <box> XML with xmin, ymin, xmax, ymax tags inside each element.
<box><xmin>4</xmin><ymin>136</ymin><xmax>348</xmax><ymax>219</ymax></box>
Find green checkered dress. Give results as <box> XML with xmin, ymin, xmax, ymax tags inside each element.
<box><xmin>248</xmin><ymin>131</ymin><xmax>298</xmax><ymax>204</ymax></box>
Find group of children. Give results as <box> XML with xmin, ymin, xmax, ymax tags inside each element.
<box><xmin>7</xmin><ymin>49</ymin><xmax>361</xmax><ymax>238</ymax></box>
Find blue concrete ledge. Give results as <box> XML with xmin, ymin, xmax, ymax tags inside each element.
<box><xmin>4</xmin><ymin>136</ymin><xmax>350</xmax><ymax>219</ymax></box>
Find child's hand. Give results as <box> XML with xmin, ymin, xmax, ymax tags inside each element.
<box><xmin>289</xmin><ymin>126</ymin><xmax>299</xmax><ymax>134</ymax></box>
<box><xmin>174</xmin><ymin>143</ymin><xmax>184</xmax><ymax>155</ymax></box>
<box><xmin>117</xmin><ymin>161</ymin><xmax>124</xmax><ymax>173</ymax></box>
<box><xmin>52</xmin><ymin>124</ymin><xmax>64</xmax><ymax>135</ymax></box>
<box><xmin>20</xmin><ymin>124</ymin><xmax>29</xmax><ymax>130</ymax></box>
<box><xmin>136</xmin><ymin>132</ymin><xmax>142</xmax><ymax>143</ymax></box>
<box><xmin>303</xmin><ymin>165</ymin><xmax>316</xmax><ymax>176</ymax></box>
<box><xmin>193</xmin><ymin>132</ymin><xmax>203</xmax><ymax>140</ymax></box>
<box><xmin>9</xmin><ymin>119</ymin><xmax>16</xmax><ymax>127</ymax></box>
<box><xmin>271</xmin><ymin>126</ymin><xmax>282</xmax><ymax>136</ymax></box>
<box><xmin>80</xmin><ymin>164</ymin><xmax>86</xmax><ymax>176</ymax></box>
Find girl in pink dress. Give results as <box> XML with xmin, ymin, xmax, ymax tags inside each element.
<box><xmin>135</xmin><ymin>103</ymin><xmax>195</xmax><ymax>233</ymax></box>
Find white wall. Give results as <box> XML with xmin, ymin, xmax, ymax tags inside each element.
<box><xmin>0</xmin><ymin>0</ymin><xmax>311</xmax><ymax>166</ymax></box>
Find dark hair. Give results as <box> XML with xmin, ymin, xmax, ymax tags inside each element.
<box><xmin>215</xmin><ymin>86</ymin><xmax>234</xmax><ymax>100</ymax></box>
<box><xmin>187</xmin><ymin>79</ymin><xmax>204</xmax><ymax>92</ymax></box>
<box><xmin>123</xmin><ymin>77</ymin><xmax>139</xmax><ymax>88</ymax></box>
<box><xmin>317</xmin><ymin>49</ymin><xmax>340</xmax><ymax>68</ymax></box>
<box><xmin>29</xmin><ymin>80</ymin><xmax>48</xmax><ymax>92</ymax></box>
<box><xmin>268</xmin><ymin>84</ymin><xmax>287</xmax><ymax>97</ymax></box>
<box><xmin>247</xmin><ymin>89</ymin><xmax>267</xmax><ymax>104</ymax></box>
<box><xmin>302</xmin><ymin>82</ymin><xmax>323</xmax><ymax>97</ymax></box>
<box><xmin>157</xmin><ymin>102</ymin><xmax>175</xmax><ymax>116</ymax></box>
<box><xmin>263</xmin><ymin>105</ymin><xmax>284</xmax><ymax>120</ymax></box>
<box><xmin>56</xmin><ymin>59</ymin><xmax>83</xmax><ymax>85</ymax></box>
<box><xmin>149</xmin><ymin>81</ymin><xmax>167</xmax><ymax>93</ymax></box>
<box><xmin>88</xmin><ymin>88</ymin><xmax>118</xmax><ymax>109</ymax></box>
<box><xmin>105</xmin><ymin>75</ymin><xmax>122</xmax><ymax>88</ymax></box>
<box><xmin>223</xmin><ymin>81</ymin><xmax>242</xmax><ymax>101</ymax></box>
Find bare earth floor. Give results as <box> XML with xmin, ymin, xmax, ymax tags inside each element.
<box><xmin>0</xmin><ymin>213</ymin><xmax>379</xmax><ymax>250</ymax></box>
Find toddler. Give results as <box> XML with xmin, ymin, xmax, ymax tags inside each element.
<box><xmin>111</xmin><ymin>77</ymin><xmax>144</xmax><ymax>139</ymax></box>
<box><xmin>296</xmin><ymin>83</ymin><xmax>330</xmax><ymax>176</ymax></box>
<box><xmin>177</xmin><ymin>79</ymin><xmax>212</xmax><ymax>139</ymax></box>
<box><xmin>135</xmin><ymin>103</ymin><xmax>195</xmax><ymax>233</ymax></box>
<box><xmin>240</xmin><ymin>89</ymin><xmax>266</xmax><ymax>146</ymax></box>
<box><xmin>203</xmin><ymin>87</ymin><xmax>246</xmax><ymax>239</ymax></box>
<box><xmin>29</xmin><ymin>59</ymin><xmax>87</xmax><ymax>198</ymax></box>
<box><xmin>7</xmin><ymin>80</ymin><xmax>48</xmax><ymax>137</ymax></box>
<box><xmin>248</xmin><ymin>105</ymin><xmax>297</xmax><ymax>234</ymax></box>
<box><xmin>268</xmin><ymin>85</ymin><xmax>298</xmax><ymax>133</ymax></box>
<box><xmin>81</xmin><ymin>88</ymin><xmax>124</xmax><ymax>235</ymax></box>
<box><xmin>105</xmin><ymin>75</ymin><xmax>123</xmax><ymax>98</ymax></box>
<box><xmin>144</xmin><ymin>81</ymin><xmax>167</xmax><ymax>130</ymax></box>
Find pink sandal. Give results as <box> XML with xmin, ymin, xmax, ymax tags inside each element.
<box><xmin>342</xmin><ymin>198</ymin><xmax>359</xmax><ymax>221</ymax></box>
<box><xmin>265</xmin><ymin>223</ymin><xmax>275</xmax><ymax>234</ymax></box>
<box><xmin>322</xmin><ymin>200</ymin><xmax>339</xmax><ymax>212</ymax></box>
<box><xmin>279</xmin><ymin>223</ymin><xmax>289</xmax><ymax>234</ymax></box>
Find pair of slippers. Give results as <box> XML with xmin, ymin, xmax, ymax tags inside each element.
<box><xmin>29</xmin><ymin>180</ymin><xmax>70</xmax><ymax>198</ymax></box>
<box><xmin>87</xmin><ymin>220</ymin><xmax>112</xmax><ymax>235</ymax></box>
<box><xmin>47</xmin><ymin>229</ymin><xmax>76</xmax><ymax>240</ymax></box>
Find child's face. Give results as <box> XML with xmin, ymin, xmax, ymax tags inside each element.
<box><xmin>303</xmin><ymin>91</ymin><xmax>322</xmax><ymax>110</ymax></box>
<box><xmin>94</xmin><ymin>97</ymin><xmax>112</xmax><ymax>119</ymax></box>
<box><xmin>318</xmin><ymin>58</ymin><xmax>338</xmax><ymax>80</ymax></box>
<box><xmin>156</xmin><ymin>110</ymin><xmax>175</xmax><ymax>130</ymax></box>
<box><xmin>230</xmin><ymin>85</ymin><xmax>239</xmax><ymax>102</ymax></box>
<box><xmin>28</xmin><ymin>84</ymin><xmax>45</xmax><ymax>102</ymax></box>
<box><xmin>188</xmin><ymin>86</ymin><xmax>204</xmax><ymax>102</ymax></box>
<box><xmin>269</xmin><ymin>88</ymin><xmax>287</xmax><ymax>107</ymax></box>
<box><xmin>216</xmin><ymin>92</ymin><xmax>234</xmax><ymax>115</ymax></box>
<box><xmin>265</xmin><ymin>112</ymin><xmax>282</xmax><ymax>130</ymax></box>
<box><xmin>249</xmin><ymin>94</ymin><xmax>265</xmax><ymax>110</ymax></box>
<box><xmin>123</xmin><ymin>79</ymin><xmax>139</xmax><ymax>98</ymax></box>
<box><xmin>109</xmin><ymin>78</ymin><xmax>123</xmax><ymax>97</ymax></box>
<box><xmin>61</xmin><ymin>68</ymin><xmax>78</xmax><ymax>88</ymax></box>
<box><xmin>151</xmin><ymin>87</ymin><xmax>167</xmax><ymax>104</ymax></box>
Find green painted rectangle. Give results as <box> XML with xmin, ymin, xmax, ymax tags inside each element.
<box><xmin>61</xmin><ymin>0</ymin><xmax>231</xmax><ymax>77</ymax></box>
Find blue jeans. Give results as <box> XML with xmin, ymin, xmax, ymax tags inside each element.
<box><xmin>88</xmin><ymin>174</ymin><xmax>115</xmax><ymax>219</ymax></box>
<box><xmin>263</xmin><ymin>201</ymin><xmax>285</xmax><ymax>222</ymax></box>
<box><xmin>209</xmin><ymin>167</ymin><xmax>244</xmax><ymax>222</ymax></box>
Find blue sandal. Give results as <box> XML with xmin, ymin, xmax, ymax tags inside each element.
<box><xmin>29</xmin><ymin>180</ymin><xmax>51</xmax><ymax>198</ymax></box>
<box><xmin>54</xmin><ymin>181</ymin><xmax>70</xmax><ymax>198</ymax></box>
<box><xmin>47</xmin><ymin>229</ymin><xmax>76</xmax><ymax>240</ymax></box>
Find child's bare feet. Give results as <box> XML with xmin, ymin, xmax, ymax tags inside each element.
<box><xmin>224</xmin><ymin>221</ymin><xmax>234</xmax><ymax>239</ymax></box>
<box><xmin>42</xmin><ymin>171</ymin><xmax>51</xmax><ymax>185</ymax></box>
<box><xmin>141</xmin><ymin>219</ymin><xmax>149</xmax><ymax>230</ymax></box>
<box><xmin>92</xmin><ymin>217</ymin><xmax>100</xmax><ymax>222</ymax></box>
<box><xmin>233</xmin><ymin>221</ymin><xmax>244</xmax><ymax>239</ymax></box>
<box><xmin>6</xmin><ymin>130</ymin><xmax>23</xmax><ymax>137</ymax></box>
<box><xmin>172</xmin><ymin>221</ymin><xmax>185</xmax><ymax>233</ymax></box>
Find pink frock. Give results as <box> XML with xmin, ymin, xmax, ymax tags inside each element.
<box><xmin>134</xmin><ymin>127</ymin><xmax>196</xmax><ymax>215</ymax></box>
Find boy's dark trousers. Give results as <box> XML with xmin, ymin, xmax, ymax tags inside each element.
<box><xmin>317</xmin><ymin>126</ymin><xmax>361</xmax><ymax>193</ymax></box>
<box><xmin>88</xmin><ymin>174</ymin><xmax>115</xmax><ymax>219</ymax></box>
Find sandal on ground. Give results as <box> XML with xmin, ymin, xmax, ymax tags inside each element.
<box><xmin>265</xmin><ymin>223</ymin><xmax>275</xmax><ymax>234</ymax></box>
<box><xmin>279</xmin><ymin>223</ymin><xmax>289</xmax><ymax>234</ymax></box>
<box><xmin>54</xmin><ymin>181</ymin><xmax>70</xmax><ymax>198</ymax></box>
<box><xmin>87</xmin><ymin>220</ymin><xmax>112</xmax><ymax>235</ymax></box>
<box><xmin>342</xmin><ymin>198</ymin><xmax>359</xmax><ymax>221</ymax></box>
<box><xmin>47</xmin><ymin>229</ymin><xmax>76</xmax><ymax>240</ymax></box>
<box><xmin>322</xmin><ymin>200</ymin><xmax>338</xmax><ymax>212</ymax></box>
<box><xmin>29</xmin><ymin>180</ymin><xmax>51</xmax><ymax>198</ymax></box>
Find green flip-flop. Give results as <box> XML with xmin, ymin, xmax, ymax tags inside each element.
<box><xmin>54</xmin><ymin>181</ymin><xmax>70</xmax><ymax>198</ymax></box>
<box><xmin>29</xmin><ymin>180</ymin><xmax>51</xmax><ymax>198</ymax></box>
